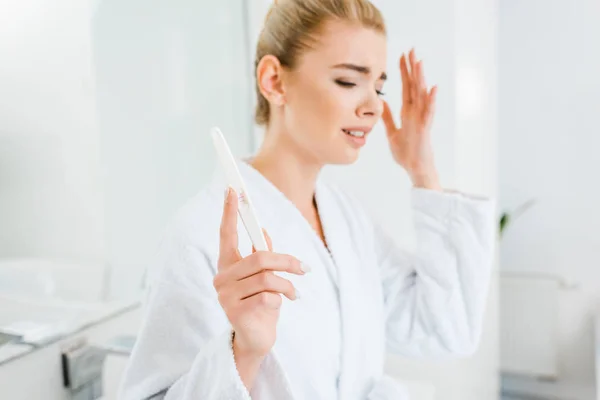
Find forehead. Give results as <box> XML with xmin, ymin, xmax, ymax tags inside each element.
<box><xmin>300</xmin><ymin>19</ymin><xmax>387</xmax><ymax>71</ymax></box>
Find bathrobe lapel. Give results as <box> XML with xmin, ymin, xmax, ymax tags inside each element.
<box><xmin>235</xmin><ymin>161</ymin><xmax>368</xmax><ymax>398</ymax></box>
<box><xmin>314</xmin><ymin>180</ymin><xmax>367</xmax><ymax>399</ymax></box>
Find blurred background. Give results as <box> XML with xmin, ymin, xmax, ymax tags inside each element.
<box><xmin>0</xmin><ymin>0</ymin><xmax>598</xmax><ymax>399</ymax></box>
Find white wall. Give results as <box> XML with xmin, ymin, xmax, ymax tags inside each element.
<box><xmin>368</xmin><ymin>1</ymin><xmax>499</xmax><ymax>399</ymax></box>
<box><xmin>92</xmin><ymin>0</ymin><xmax>253</xmax><ymax>298</ymax></box>
<box><xmin>249</xmin><ymin>1</ymin><xmax>499</xmax><ymax>399</ymax></box>
<box><xmin>0</xmin><ymin>0</ymin><xmax>253</xmax><ymax>299</ymax></box>
<box><xmin>0</xmin><ymin>1</ymin><xmax>105</xmax><ymax>262</ymax></box>
<box><xmin>499</xmin><ymin>0</ymin><xmax>600</xmax><ymax>387</ymax></box>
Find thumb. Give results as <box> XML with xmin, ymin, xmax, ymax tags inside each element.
<box><xmin>381</xmin><ymin>100</ymin><xmax>397</xmax><ymax>137</ymax></box>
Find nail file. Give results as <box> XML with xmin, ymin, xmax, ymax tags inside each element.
<box><xmin>210</xmin><ymin>126</ymin><xmax>269</xmax><ymax>252</ymax></box>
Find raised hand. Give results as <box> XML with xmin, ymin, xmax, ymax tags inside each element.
<box><xmin>381</xmin><ymin>49</ymin><xmax>441</xmax><ymax>191</ymax></box>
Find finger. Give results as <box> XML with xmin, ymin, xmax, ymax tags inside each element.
<box><xmin>228</xmin><ymin>251</ymin><xmax>307</xmax><ymax>281</ymax></box>
<box><xmin>240</xmin><ymin>291</ymin><xmax>283</xmax><ymax>310</ymax></box>
<box><xmin>381</xmin><ymin>101</ymin><xmax>397</xmax><ymax>135</ymax></box>
<box><xmin>424</xmin><ymin>85</ymin><xmax>438</xmax><ymax>126</ymax></box>
<box><xmin>408</xmin><ymin>49</ymin><xmax>418</xmax><ymax>105</ymax></box>
<box><xmin>416</xmin><ymin>61</ymin><xmax>426</xmax><ymax>109</ymax></box>
<box><xmin>399</xmin><ymin>54</ymin><xmax>411</xmax><ymax>104</ymax></box>
<box><xmin>219</xmin><ymin>187</ymin><xmax>241</xmax><ymax>268</ymax></box>
<box><xmin>429</xmin><ymin>85</ymin><xmax>438</xmax><ymax>103</ymax></box>
<box><xmin>418</xmin><ymin>61</ymin><xmax>427</xmax><ymax>91</ymax></box>
<box><xmin>263</xmin><ymin>229</ymin><xmax>273</xmax><ymax>251</ymax></box>
<box><xmin>237</xmin><ymin>271</ymin><xmax>297</xmax><ymax>301</ymax></box>
<box><xmin>409</xmin><ymin>49</ymin><xmax>418</xmax><ymax>83</ymax></box>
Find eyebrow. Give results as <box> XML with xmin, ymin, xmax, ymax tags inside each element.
<box><xmin>331</xmin><ymin>63</ymin><xmax>387</xmax><ymax>80</ymax></box>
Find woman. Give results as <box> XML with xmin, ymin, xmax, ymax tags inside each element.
<box><xmin>119</xmin><ymin>0</ymin><xmax>495</xmax><ymax>399</ymax></box>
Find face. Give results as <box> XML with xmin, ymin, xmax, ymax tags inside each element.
<box><xmin>262</xmin><ymin>20</ymin><xmax>387</xmax><ymax>165</ymax></box>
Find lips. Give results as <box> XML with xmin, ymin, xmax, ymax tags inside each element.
<box><xmin>341</xmin><ymin>127</ymin><xmax>371</xmax><ymax>138</ymax></box>
<box><xmin>341</xmin><ymin>127</ymin><xmax>370</xmax><ymax>149</ymax></box>
<box><xmin>342</xmin><ymin>129</ymin><xmax>365</xmax><ymax>138</ymax></box>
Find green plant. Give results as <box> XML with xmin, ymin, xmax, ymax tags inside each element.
<box><xmin>499</xmin><ymin>198</ymin><xmax>536</xmax><ymax>238</ymax></box>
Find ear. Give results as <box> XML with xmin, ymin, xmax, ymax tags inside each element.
<box><xmin>256</xmin><ymin>55</ymin><xmax>286</xmax><ymax>106</ymax></box>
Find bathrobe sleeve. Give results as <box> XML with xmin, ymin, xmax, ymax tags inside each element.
<box><xmin>118</xmin><ymin>228</ymin><xmax>293</xmax><ymax>400</ymax></box>
<box><xmin>376</xmin><ymin>187</ymin><xmax>496</xmax><ymax>357</ymax></box>
<box><xmin>117</xmin><ymin>238</ymin><xmax>252</xmax><ymax>400</ymax></box>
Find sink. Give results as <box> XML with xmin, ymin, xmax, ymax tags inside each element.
<box><xmin>0</xmin><ymin>258</ymin><xmax>139</xmax><ymax>358</ymax></box>
<box><xmin>0</xmin><ymin>332</ymin><xmax>18</xmax><ymax>347</ymax></box>
<box><xmin>0</xmin><ymin>257</ymin><xmax>142</xmax><ymax>399</ymax></box>
<box><xmin>0</xmin><ymin>293</ymin><xmax>135</xmax><ymax>346</ymax></box>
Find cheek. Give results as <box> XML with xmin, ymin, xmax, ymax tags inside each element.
<box><xmin>290</xmin><ymin>81</ymin><xmax>351</xmax><ymax>132</ymax></box>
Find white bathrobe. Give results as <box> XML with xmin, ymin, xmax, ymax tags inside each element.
<box><xmin>118</xmin><ymin>159</ymin><xmax>496</xmax><ymax>400</ymax></box>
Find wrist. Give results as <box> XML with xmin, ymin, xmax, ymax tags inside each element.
<box><xmin>410</xmin><ymin>170</ymin><xmax>442</xmax><ymax>191</ymax></box>
<box><xmin>232</xmin><ymin>332</ymin><xmax>265</xmax><ymax>391</ymax></box>
<box><xmin>232</xmin><ymin>332</ymin><xmax>266</xmax><ymax>365</ymax></box>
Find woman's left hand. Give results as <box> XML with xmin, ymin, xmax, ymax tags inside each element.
<box><xmin>381</xmin><ymin>49</ymin><xmax>441</xmax><ymax>191</ymax></box>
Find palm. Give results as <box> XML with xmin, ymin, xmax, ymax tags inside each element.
<box><xmin>381</xmin><ymin>49</ymin><xmax>437</xmax><ymax>177</ymax></box>
<box><xmin>237</xmin><ymin>307</ymin><xmax>279</xmax><ymax>355</ymax></box>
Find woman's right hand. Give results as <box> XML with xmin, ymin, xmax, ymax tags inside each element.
<box><xmin>213</xmin><ymin>187</ymin><xmax>308</xmax><ymax>363</ymax></box>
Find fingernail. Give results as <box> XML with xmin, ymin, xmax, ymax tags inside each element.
<box><xmin>224</xmin><ymin>186</ymin><xmax>231</xmax><ymax>203</ymax></box>
<box><xmin>300</xmin><ymin>262</ymin><xmax>312</xmax><ymax>273</ymax></box>
<box><xmin>295</xmin><ymin>288</ymin><xmax>301</xmax><ymax>299</ymax></box>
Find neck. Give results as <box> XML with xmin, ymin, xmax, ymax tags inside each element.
<box><xmin>249</xmin><ymin>127</ymin><xmax>322</xmax><ymax>213</ymax></box>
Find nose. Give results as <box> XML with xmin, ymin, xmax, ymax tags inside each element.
<box><xmin>356</xmin><ymin>92</ymin><xmax>384</xmax><ymax>120</ymax></box>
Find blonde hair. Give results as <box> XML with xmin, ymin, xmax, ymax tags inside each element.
<box><xmin>254</xmin><ymin>0</ymin><xmax>386</xmax><ymax>126</ymax></box>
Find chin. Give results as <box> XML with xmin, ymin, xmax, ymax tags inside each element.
<box><xmin>326</xmin><ymin>149</ymin><xmax>361</xmax><ymax>165</ymax></box>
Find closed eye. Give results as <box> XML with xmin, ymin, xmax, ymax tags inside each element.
<box><xmin>335</xmin><ymin>80</ymin><xmax>385</xmax><ymax>96</ymax></box>
<box><xmin>335</xmin><ymin>80</ymin><xmax>355</xmax><ymax>88</ymax></box>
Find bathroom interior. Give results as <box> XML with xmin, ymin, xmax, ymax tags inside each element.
<box><xmin>0</xmin><ymin>0</ymin><xmax>599</xmax><ymax>399</ymax></box>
